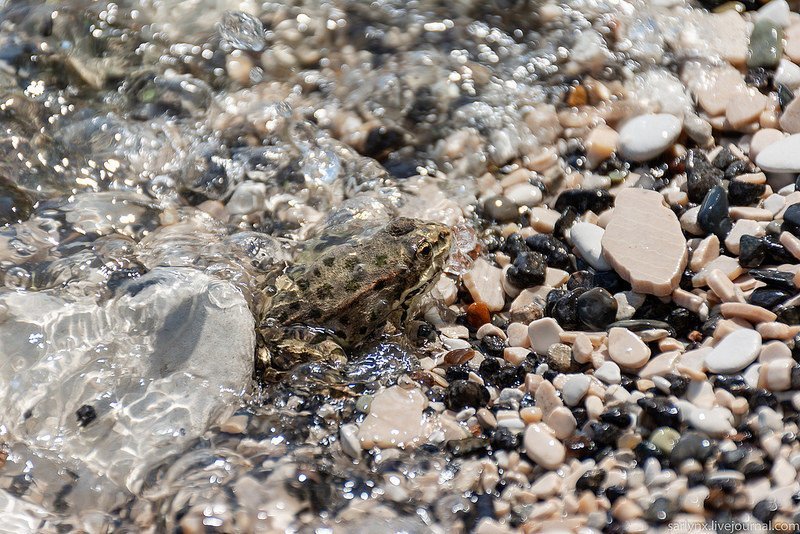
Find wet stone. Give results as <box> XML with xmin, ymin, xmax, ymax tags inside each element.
<box><xmin>525</xmin><ymin>234</ymin><xmax>572</xmax><ymax>270</ymax></box>
<box><xmin>600</xmin><ymin>407</ymin><xmax>632</xmax><ymax>428</ymax></box>
<box><xmin>445</xmin><ymin>380</ymin><xmax>490</xmax><ymax>411</ymax></box>
<box><xmin>738</xmin><ymin>235</ymin><xmax>768</xmax><ymax>267</ymax></box>
<box><xmin>728</xmin><ymin>180</ymin><xmax>766</xmax><ymax>206</ymax></box>
<box><xmin>484</xmin><ymin>196</ymin><xmax>520</xmax><ymax>223</ymax></box>
<box><xmin>748</xmin><ymin>268</ymin><xmax>796</xmax><ymax>290</ymax></box>
<box><xmin>670</xmin><ymin>432</ymin><xmax>716</xmax><ymax>466</ymax></box>
<box><xmin>698</xmin><ymin>185</ymin><xmax>732</xmax><ymax>240</ymax></box>
<box><xmin>553</xmin><ymin>188</ymin><xmax>614</xmax><ymax>215</ymax></box>
<box><xmin>650</xmin><ymin>427</ymin><xmax>681</xmax><ymax>455</ymax></box>
<box><xmin>748</xmin><ymin>19</ymin><xmax>784</xmax><ymax>68</ymax></box>
<box><xmin>748</xmin><ymin>287</ymin><xmax>791</xmax><ymax>309</ymax></box>
<box><xmin>782</xmin><ymin>203</ymin><xmax>800</xmax><ymax>236</ymax></box>
<box><xmin>618</xmin><ymin>113</ymin><xmax>683</xmax><ymax>162</ymax></box>
<box><xmin>576</xmin><ymin>287</ymin><xmax>618</xmax><ymax>331</ymax></box>
<box><xmin>687</xmin><ymin>150</ymin><xmax>724</xmax><ymax>204</ymax></box>
<box><xmin>638</xmin><ymin>397</ymin><xmax>681</xmax><ymax>429</ymax></box>
<box><xmin>506</xmin><ymin>251</ymin><xmax>547</xmax><ymax>289</ymax></box>
<box><xmin>0</xmin><ymin>178</ymin><xmax>34</xmax><ymax>226</ymax></box>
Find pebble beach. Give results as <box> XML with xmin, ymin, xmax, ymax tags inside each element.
<box><xmin>2</xmin><ymin>0</ymin><xmax>800</xmax><ymax>532</ymax></box>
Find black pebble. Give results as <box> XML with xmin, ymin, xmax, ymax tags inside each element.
<box><xmin>778</xmin><ymin>84</ymin><xmax>795</xmax><ymax>112</ymax></box>
<box><xmin>712</xmin><ymin>147</ymin><xmax>738</xmax><ymax>169</ymax></box>
<box><xmin>599</xmin><ymin>407</ymin><xmax>632</xmax><ymax>428</ymax></box>
<box><xmin>763</xmin><ymin>234</ymin><xmax>797</xmax><ymax>264</ymax></box>
<box><xmin>506</xmin><ymin>251</ymin><xmax>546</xmax><ymax>288</ymax></box>
<box><xmin>576</xmin><ymin>287</ymin><xmax>617</xmax><ymax>331</ymax></box>
<box><xmin>553</xmin><ymin>189</ymin><xmax>614</xmax><ymax>215</ymax></box>
<box><xmin>491</xmin><ymin>427</ymin><xmax>520</xmax><ymax>450</ymax></box>
<box><xmin>575</xmin><ymin>469</ymin><xmax>606</xmax><ymax>494</ymax></box>
<box><xmin>478</xmin><ymin>358</ymin><xmax>502</xmax><ymax>379</ymax></box>
<box><xmin>481</xmin><ymin>336</ymin><xmax>506</xmax><ymax>358</ymax></box>
<box><xmin>0</xmin><ymin>178</ymin><xmax>34</xmax><ymax>226</ymax></box>
<box><xmin>687</xmin><ymin>150</ymin><xmax>724</xmax><ymax>204</ymax></box>
<box><xmin>670</xmin><ymin>432</ymin><xmax>716</xmax><ymax>466</ymax></box>
<box><xmin>748</xmin><ymin>269</ymin><xmax>797</xmax><ymax>290</ymax></box>
<box><xmin>783</xmin><ymin>204</ymin><xmax>800</xmax><ymax>236</ymax></box>
<box><xmin>363</xmin><ymin>126</ymin><xmax>404</xmax><ymax>160</ymax></box>
<box><xmin>592</xmin><ymin>269</ymin><xmax>631</xmax><ymax>294</ymax></box>
<box><xmin>738</xmin><ymin>235</ymin><xmax>767</xmax><ymax>268</ymax></box>
<box><xmin>547</xmin><ymin>288</ymin><xmax>584</xmax><ymax>330</ymax></box>
<box><xmin>666</xmin><ymin>374</ymin><xmax>690</xmax><ymax>397</ymax></box>
<box><xmin>775</xmin><ymin>305</ymin><xmax>800</xmax><ymax>325</ymax></box>
<box><xmin>748</xmin><ymin>287</ymin><xmax>791</xmax><ymax>309</ymax></box>
<box><xmin>645</xmin><ymin>496</ymin><xmax>675</xmax><ymax>524</ymax></box>
<box><xmin>525</xmin><ymin>234</ymin><xmax>572</xmax><ymax>270</ymax></box>
<box><xmin>638</xmin><ymin>397</ymin><xmax>681</xmax><ymax>429</ymax></box>
<box><xmin>634</xmin><ymin>440</ymin><xmax>664</xmax><ymax>463</ymax></box>
<box><xmin>76</xmin><ymin>405</ymin><xmax>97</xmax><ymax>427</ymax></box>
<box><xmin>749</xmin><ymin>389</ymin><xmax>778</xmax><ymax>410</ymax></box>
<box><xmin>589</xmin><ymin>421</ymin><xmax>620</xmax><ymax>447</ymax></box>
<box><xmin>697</xmin><ymin>185</ymin><xmax>732</xmax><ymax>239</ymax></box>
<box><xmin>445</xmin><ymin>380</ymin><xmax>490</xmax><ymax>411</ymax></box>
<box><xmin>752</xmin><ymin>499</ymin><xmax>779</xmax><ymax>523</ymax></box>
<box><xmin>668</xmin><ymin>307</ymin><xmax>701</xmax><ymax>339</ymax></box>
<box><xmin>727</xmin><ymin>180</ymin><xmax>765</xmax><ymax>206</ymax></box>
<box><xmin>567</xmin><ymin>270</ymin><xmax>594</xmax><ymax>290</ymax></box>
<box><xmin>501</xmin><ymin>233</ymin><xmax>528</xmax><ymax>258</ymax></box>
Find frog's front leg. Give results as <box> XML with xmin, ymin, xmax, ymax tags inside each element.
<box><xmin>256</xmin><ymin>324</ymin><xmax>347</xmax><ymax>377</ymax></box>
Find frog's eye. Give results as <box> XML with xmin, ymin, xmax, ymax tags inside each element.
<box><xmin>417</xmin><ymin>242</ymin><xmax>433</xmax><ymax>258</ymax></box>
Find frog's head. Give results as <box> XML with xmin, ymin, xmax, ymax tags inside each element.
<box><xmin>385</xmin><ymin>217</ymin><xmax>452</xmax><ymax>308</ymax></box>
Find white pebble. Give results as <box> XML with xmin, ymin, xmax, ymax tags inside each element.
<box><xmin>340</xmin><ymin>423</ymin><xmax>361</xmax><ymax>459</ymax></box>
<box><xmin>595</xmin><ymin>361</ymin><xmax>622</xmax><ymax>384</ymax></box>
<box><xmin>504</xmin><ymin>183</ymin><xmax>543</xmax><ymax>207</ymax></box>
<box><xmin>607</xmin><ymin>328</ymin><xmax>651</xmax><ymax>369</ymax></box>
<box><xmin>755</xmin><ymin>133</ymin><xmax>800</xmax><ymax>173</ymax></box>
<box><xmin>759</xmin><ymin>359</ymin><xmax>794</xmax><ymax>391</ymax></box>
<box><xmin>686</xmin><ymin>406</ymin><xmax>734</xmax><ymax>436</ymax></box>
<box><xmin>618</xmin><ymin>113</ymin><xmax>682</xmax><ymax>162</ymax></box>
<box><xmin>523</xmin><ymin>423</ymin><xmax>566</xmax><ymax>470</ymax></box>
<box><xmin>463</xmin><ymin>258</ymin><xmax>505</xmax><ymax>312</ymax></box>
<box><xmin>570</xmin><ymin>222</ymin><xmax>612</xmax><ymax>271</ymax></box>
<box><xmin>757</xmin><ymin>0</ymin><xmax>791</xmax><ymax>27</ymax></box>
<box><xmin>528</xmin><ymin>317</ymin><xmax>564</xmax><ymax>356</ymax></box>
<box><xmin>775</xmin><ymin>59</ymin><xmax>800</xmax><ymax>89</ymax></box>
<box><xmin>704</xmin><ymin>329</ymin><xmax>762</xmax><ymax>374</ymax></box>
<box><xmin>562</xmin><ymin>374</ymin><xmax>591</xmax><ymax>406</ymax></box>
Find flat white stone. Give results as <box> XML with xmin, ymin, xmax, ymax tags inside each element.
<box><xmin>571</xmin><ymin>222</ymin><xmax>612</xmax><ymax>271</ymax></box>
<box><xmin>757</xmin><ymin>0</ymin><xmax>791</xmax><ymax>27</ymax></box>
<box><xmin>756</xmin><ymin>134</ymin><xmax>800</xmax><ymax>173</ymax></box>
<box><xmin>528</xmin><ymin>317</ymin><xmax>564</xmax><ymax>355</ymax></box>
<box><xmin>463</xmin><ymin>258</ymin><xmax>505</xmax><ymax>312</ymax></box>
<box><xmin>562</xmin><ymin>374</ymin><xmax>591</xmax><ymax>406</ymax></box>
<box><xmin>358</xmin><ymin>386</ymin><xmax>429</xmax><ymax>449</ymax></box>
<box><xmin>595</xmin><ymin>361</ymin><xmax>622</xmax><ymax>384</ymax></box>
<box><xmin>608</xmin><ymin>327</ymin><xmax>651</xmax><ymax>369</ymax></box>
<box><xmin>523</xmin><ymin>423</ymin><xmax>566</xmax><ymax>470</ymax></box>
<box><xmin>686</xmin><ymin>406</ymin><xmax>734</xmax><ymax>436</ymax></box>
<box><xmin>602</xmin><ymin>188</ymin><xmax>688</xmax><ymax>296</ymax></box>
<box><xmin>618</xmin><ymin>113</ymin><xmax>682</xmax><ymax>162</ymax></box>
<box><xmin>545</xmin><ymin>406</ymin><xmax>577</xmax><ymax>440</ymax></box>
<box><xmin>704</xmin><ymin>329</ymin><xmax>763</xmax><ymax>374</ymax></box>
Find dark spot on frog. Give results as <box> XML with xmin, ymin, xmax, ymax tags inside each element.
<box><xmin>345</xmin><ymin>279</ymin><xmax>361</xmax><ymax>292</ymax></box>
<box><xmin>322</xmin><ymin>256</ymin><xmax>335</xmax><ymax>267</ymax></box>
<box><xmin>344</xmin><ymin>256</ymin><xmax>358</xmax><ymax>270</ymax></box>
<box><xmin>23</xmin><ymin>409</ymin><xmax>32</xmax><ymax>419</ymax></box>
<box><xmin>297</xmin><ymin>279</ymin><xmax>310</xmax><ymax>291</ymax></box>
<box><xmin>312</xmin><ymin>267</ymin><xmax>322</xmax><ymax>277</ymax></box>
<box><xmin>317</xmin><ymin>284</ymin><xmax>334</xmax><ymax>299</ymax></box>
<box><xmin>375</xmin><ymin>254</ymin><xmax>387</xmax><ymax>267</ymax></box>
<box><xmin>386</xmin><ymin>217</ymin><xmax>417</xmax><ymax>236</ymax></box>
<box><xmin>307</xmin><ymin>308</ymin><xmax>322</xmax><ymax>320</ymax></box>
<box><xmin>76</xmin><ymin>404</ymin><xmax>97</xmax><ymax>427</ymax></box>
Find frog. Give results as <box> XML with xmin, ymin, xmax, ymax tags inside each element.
<box><xmin>256</xmin><ymin>217</ymin><xmax>452</xmax><ymax>376</ymax></box>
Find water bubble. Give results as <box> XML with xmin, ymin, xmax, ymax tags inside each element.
<box><xmin>217</xmin><ymin>12</ymin><xmax>266</xmax><ymax>52</ymax></box>
<box><xmin>4</xmin><ymin>266</ymin><xmax>31</xmax><ymax>290</ymax></box>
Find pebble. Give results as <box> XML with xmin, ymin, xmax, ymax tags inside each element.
<box><xmin>523</xmin><ymin>423</ymin><xmax>566</xmax><ymax>470</ymax></box>
<box><xmin>602</xmin><ymin>188</ymin><xmax>688</xmax><ymax>296</ymax></box>
<box><xmin>704</xmin><ymin>328</ymin><xmax>763</xmax><ymax>374</ymax></box>
<box><xmin>506</xmin><ymin>251</ymin><xmax>546</xmax><ymax>289</ymax></box>
<box><xmin>554</xmin><ymin>189</ymin><xmax>614</xmax><ymax>215</ymax></box>
<box><xmin>484</xmin><ymin>196</ymin><xmax>519</xmax><ymax>223</ymax></box>
<box><xmin>726</xmin><ymin>88</ymin><xmax>768</xmax><ymax>129</ymax></box>
<box><xmin>650</xmin><ymin>427</ymin><xmax>681</xmax><ymax>455</ymax></box>
<box><xmin>686</xmin><ymin>406</ymin><xmax>734</xmax><ymax>436</ymax></box>
<box><xmin>562</xmin><ymin>374</ymin><xmax>591</xmax><ymax>406</ymax></box>
<box><xmin>618</xmin><ymin>113</ymin><xmax>682</xmax><ymax>162</ymax></box>
<box><xmin>576</xmin><ymin>287</ymin><xmax>618</xmax><ymax>331</ymax></box>
<box><xmin>690</xmin><ymin>234</ymin><xmax>720</xmax><ymax>272</ymax></box>
<box><xmin>595</xmin><ymin>361</ymin><xmax>622</xmax><ymax>384</ymax></box>
<box><xmin>340</xmin><ymin>424</ymin><xmax>361</xmax><ymax>459</ymax></box>
<box><xmin>463</xmin><ymin>258</ymin><xmax>506</xmax><ymax>312</ymax></box>
<box><xmin>779</xmin><ymin>95</ymin><xmax>800</xmax><ymax>134</ymax></box>
<box><xmin>670</xmin><ymin>431</ymin><xmax>715</xmax><ymax>466</ymax></box>
<box><xmin>758</xmin><ymin>359</ymin><xmax>795</xmax><ymax>391</ymax></box>
<box><xmin>504</xmin><ymin>183</ymin><xmax>543</xmax><ymax>207</ymax></box>
<box><xmin>528</xmin><ymin>317</ymin><xmax>564</xmax><ymax>356</ymax></box>
<box><xmin>697</xmin><ymin>185</ymin><xmax>731</xmax><ymax>239</ymax></box>
<box><xmin>757</xmin><ymin>0</ymin><xmax>791</xmax><ymax>28</ymax></box>
<box><xmin>544</xmin><ymin>406</ymin><xmax>577</xmax><ymax>440</ymax></box>
<box><xmin>748</xmin><ymin>19</ymin><xmax>784</xmax><ymax>68</ymax></box>
<box><xmin>445</xmin><ymin>380</ymin><xmax>490</xmax><ymax>411</ymax></box>
<box><xmin>585</xmin><ymin>125</ymin><xmax>619</xmax><ymax>167</ymax></box>
<box><xmin>775</xmin><ymin>59</ymin><xmax>800</xmax><ymax>90</ymax></box>
<box><xmin>755</xmin><ymin>133</ymin><xmax>800</xmax><ymax>172</ymax></box>
<box><xmin>608</xmin><ymin>327</ymin><xmax>651</xmax><ymax>369</ymax></box>
<box><xmin>725</xmin><ymin>219</ymin><xmax>765</xmax><ymax>255</ymax></box>
<box><xmin>570</xmin><ymin>222</ymin><xmax>612</xmax><ymax>271</ymax></box>
<box><xmin>358</xmin><ymin>386</ymin><xmax>428</xmax><ymax>449</ymax></box>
